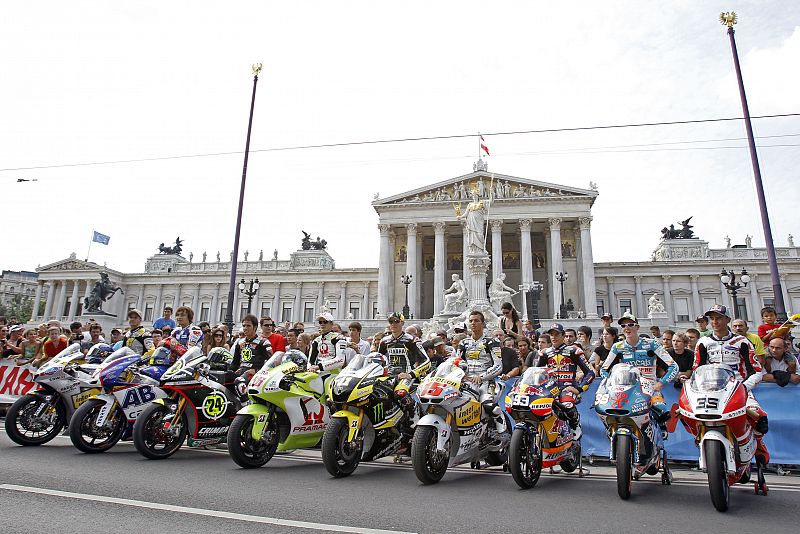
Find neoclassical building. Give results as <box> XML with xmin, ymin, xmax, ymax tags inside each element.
<box><xmin>26</xmin><ymin>165</ymin><xmax>800</xmax><ymax>332</ymax></box>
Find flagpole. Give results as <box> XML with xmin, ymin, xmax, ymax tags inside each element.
<box><xmin>86</xmin><ymin>230</ymin><xmax>94</xmax><ymax>262</ymax></box>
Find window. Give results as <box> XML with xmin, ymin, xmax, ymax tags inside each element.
<box><xmin>128</xmin><ymin>302</ymin><xmax>136</xmax><ymax>312</ymax></box>
<box><xmin>618</xmin><ymin>299</ymin><xmax>632</xmax><ymax>316</ymax></box>
<box><xmin>260</xmin><ymin>303</ymin><xmax>270</xmax><ymax>320</ymax></box>
<box><xmin>328</xmin><ymin>305</ymin><xmax>337</xmax><ymax>319</ymax></box>
<box><xmin>349</xmin><ymin>302</ymin><xmax>360</xmax><ymax>320</ymax></box>
<box><xmin>596</xmin><ymin>299</ymin><xmax>605</xmax><ymax>317</ymax></box>
<box><xmin>281</xmin><ymin>305</ymin><xmax>292</xmax><ymax>322</ymax></box>
<box><xmin>144</xmin><ymin>302</ymin><xmax>154</xmax><ymax>322</ymax></box>
<box><xmin>199</xmin><ymin>302</ymin><xmax>209</xmax><ymax>322</ymax></box>
<box><xmin>303</xmin><ymin>304</ymin><xmax>315</xmax><ymax>323</ymax></box>
<box><xmin>674</xmin><ymin>298</ymin><xmax>690</xmax><ymax>322</ymax></box>
<box><xmin>240</xmin><ymin>302</ymin><xmax>249</xmax><ymax>321</ymax></box>
<box><xmin>702</xmin><ymin>297</ymin><xmax>718</xmax><ymax>312</ymax></box>
<box><xmin>736</xmin><ymin>298</ymin><xmax>749</xmax><ymax>322</ymax></box>
<box><xmin>220</xmin><ymin>303</ymin><xmax>228</xmax><ymax>322</ymax></box>
<box><xmin>373</xmin><ymin>303</ymin><xmax>379</xmax><ymax>319</ymax></box>
<box><xmin>763</xmin><ymin>297</ymin><xmax>774</xmax><ymax>307</ymax></box>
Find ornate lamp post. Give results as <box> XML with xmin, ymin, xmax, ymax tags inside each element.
<box><xmin>555</xmin><ymin>271</ymin><xmax>568</xmax><ymax>319</ymax></box>
<box><xmin>720</xmin><ymin>12</ymin><xmax>786</xmax><ymax>320</ymax></box>
<box><xmin>238</xmin><ymin>278</ymin><xmax>260</xmax><ymax>316</ymax></box>
<box><xmin>224</xmin><ymin>63</ymin><xmax>262</xmax><ymax>335</ymax></box>
<box><xmin>720</xmin><ymin>268</ymin><xmax>750</xmax><ymax>319</ymax></box>
<box><xmin>400</xmin><ymin>274</ymin><xmax>412</xmax><ymax>319</ymax></box>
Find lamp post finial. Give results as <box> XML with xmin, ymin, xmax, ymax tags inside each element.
<box><xmin>720</xmin><ymin>11</ymin><xmax>737</xmax><ymax>28</ymax></box>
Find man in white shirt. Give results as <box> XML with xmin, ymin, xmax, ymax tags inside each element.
<box><xmin>347</xmin><ymin>322</ymin><xmax>372</xmax><ymax>355</ymax></box>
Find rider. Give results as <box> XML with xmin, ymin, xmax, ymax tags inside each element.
<box><xmin>693</xmin><ymin>304</ymin><xmax>769</xmax><ymax>464</ymax></box>
<box><xmin>123</xmin><ymin>309</ymin><xmax>155</xmax><ymax>356</ymax></box>
<box><xmin>308</xmin><ymin>312</ymin><xmax>348</xmax><ymax>374</ymax></box>
<box><xmin>536</xmin><ymin>322</ymin><xmax>595</xmax><ymax>436</ymax></box>
<box><xmin>601</xmin><ymin>312</ymin><xmax>678</xmax><ymax>433</ymax></box>
<box><xmin>230</xmin><ymin>314</ymin><xmax>273</xmax><ymax>379</ymax></box>
<box><xmin>455</xmin><ymin>310</ymin><xmax>505</xmax><ymax>431</ymax></box>
<box><xmin>170</xmin><ymin>306</ymin><xmax>204</xmax><ymax>349</ymax></box>
<box><xmin>377</xmin><ymin>312</ymin><xmax>431</xmax><ymax>402</ymax></box>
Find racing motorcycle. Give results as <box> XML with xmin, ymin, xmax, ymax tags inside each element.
<box><xmin>411</xmin><ymin>356</ymin><xmax>512</xmax><ymax>484</ymax></box>
<box><xmin>677</xmin><ymin>363</ymin><xmax>767</xmax><ymax>512</ymax></box>
<box><xmin>506</xmin><ymin>367</ymin><xmax>583</xmax><ymax>489</ymax></box>
<box><xmin>321</xmin><ymin>353</ymin><xmax>417</xmax><ymax>477</ymax></box>
<box><xmin>227</xmin><ymin>350</ymin><xmax>330</xmax><ymax>468</ymax></box>
<box><xmin>132</xmin><ymin>347</ymin><xmax>248</xmax><ymax>459</ymax></box>
<box><xmin>68</xmin><ymin>345</ymin><xmax>174</xmax><ymax>453</ymax></box>
<box><xmin>4</xmin><ymin>343</ymin><xmax>109</xmax><ymax>446</ymax></box>
<box><xmin>595</xmin><ymin>363</ymin><xmax>671</xmax><ymax>499</ymax></box>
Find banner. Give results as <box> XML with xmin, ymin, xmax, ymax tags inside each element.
<box><xmin>0</xmin><ymin>359</ymin><xmax>37</xmax><ymax>403</ymax></box>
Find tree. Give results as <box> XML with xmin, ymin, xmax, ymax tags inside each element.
<box><xmin>0</xmin><ymin>294</ymin><xmax>36</xmax><ymax>323</ymax></box>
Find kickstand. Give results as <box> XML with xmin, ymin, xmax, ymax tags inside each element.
<box><xmin>755</xmin><ymin>457</ymin><xmax>769</xmax><ymax>495</ymax></box>
<box><xmin>661</xmin><ymin>449</ymin><xmax>672</xmax><ymax>485</ymax></box>
<box><xmin>578</xmin><ymin>454</ymin><xmax>589</xmax><ymax>478</ymax></box>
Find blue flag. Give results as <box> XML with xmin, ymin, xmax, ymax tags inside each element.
<box><xmin>92</xmin><ymin>231</ymin><xmax>110</xmax><ymax>245</ymax></box>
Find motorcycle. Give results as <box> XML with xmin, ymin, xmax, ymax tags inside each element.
<box><xmin>594</xmin><ymin>363</ymin><xmax>671</xmax><ymax>499</ymax></box>
<box><xmin>505</xmin><ymin>367</ymin><xmax>584</xmax><ymax>488</ymax></box>
<box><xmin>4</xmin><ymin>343</ymin><xmax>108</xmax><ymax>446</ymax></box>
<box><xmin>227</xmin><ymin>350</ymin><xmax>330</xmax><ymax>468</ymax></box>
<box><xmin>321</xmin><ymin>353</ymin><xmax>416</xmax><ymax>477</ymax></box>
<box><xmin>411</xmin><ymin>356</ymin><xmax>512</xmax><ymax>484</ymax></box>
<box><xmin>68</xmin><ymin>345</ymin><xmax>173</xmax><ymax>453</ymax></box>
<box><xmin>677</xmin><ymin>363</ymin><xmax>767</xmax><ymax>511</ymax></box>
<box><xmin>132</xmin><ymin>347</ymin><xmax>248</xmax><ymax>459</ymax></box>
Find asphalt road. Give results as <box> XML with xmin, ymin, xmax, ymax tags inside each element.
<box><xmin>0</xmin><ymin>427</ymin><xmax>797</xmax><ymax>534</ymax></box>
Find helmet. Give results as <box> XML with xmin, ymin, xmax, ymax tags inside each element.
<box><xmin>283</xmin><ymin>349</ymin><xmax>308</xmax><ymax>369</ymax></box>
<box><xmin>207</xmin><ymin>347</ymin><xmax>233</xmax><ymax>371</ymax></box>
<box><xmin>85</xmin><ymin>343</ymin><xmax>114</xmax><ymax>364</ymax></box>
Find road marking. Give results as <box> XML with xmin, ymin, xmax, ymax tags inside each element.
<box><xmin>0</xmin><ymin>484</ymin><xmax>417</xmax><ymax>534</ymax></box>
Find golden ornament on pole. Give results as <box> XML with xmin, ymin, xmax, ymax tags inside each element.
<box><xmin>252</xmin><ymin>63</ymin><xmax>263</xmax><ymax>76</ymax></box>
<box><xmin>719</xmin><ymin>11</ymin><xmax>737</xmax><ymax>28</ymax></box>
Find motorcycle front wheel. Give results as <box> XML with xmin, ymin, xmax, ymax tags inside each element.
<box><xmin>705</xmin><ymin>440</ymin><xmax>730</xmax><ymax>512</ymax></box>
<box><xmin>412</xmin><ymin>426</ymin><xmax>449</xmax><ymax>485</ymax></box>
<box><xmin>509</xmin><ymin>425</ymin><xmax>542</xmax><ymax>489</ymax></box>
<box><xmin>4</xmin><ymin>394</ymin><xmax>65</xmax><ymax>446</ymax></box>
<box><xmin>69</xmin><ymin>399</ymin><xmax>125</xmax><ymax>453</ymax></box>
<box><xmin>615</xmin><ymin>434</ymin><xmax>633</xmax><ymax>500</ymax></box>
<box><xmin>321</xmin><ymin>417</ymin><xmax>362</xmax><ymax>478</ymax></box>
<box><xmin>133</xmin><ymin>403</ymin><xmax>187</xmax><ymax>460</ymax></box>
<box><xmin>227</xmin><ymin>414</ymin><xmax>278</xmax><ymax>468</ymax></box>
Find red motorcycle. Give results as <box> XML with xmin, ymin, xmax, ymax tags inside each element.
<box><xmin>677</xmin><ymin>364</ymin><xmax>767</xmax><ymax>512</ymax></box>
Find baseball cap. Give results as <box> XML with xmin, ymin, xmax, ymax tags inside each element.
<box><xmin>547</xmin><ymin>323</ymin><xmax>565</xmax><ymax>334</ymax></box>
<box><xmin>600</xmin><ymin>313</ymin><xmax>613</xmax><ymax>320</ymax></box>
<box><xmin>127</xmin><ymin>308</ymin><xmax>142</xmax><ymax>319</ymax></box>
<box><xmin>387</xmin><ymin>311</ymin><xmax>405</xmax><ymax>322</ymax></box>
<box><xmin>9</xmin><ymin>325</ymin><xmax>24</xmax><ymax>333</ymax></box>
<box><xmin>432</xmin><ymin>336</ymin><xmax>445</xmax><ymax>347</ymax></box>
<box><xmin>317</xmin><ymin>312</ymin><xmax>335</xmax><ymax>323</ymax></box>
<box><xmin>617</xmin><ymin>311</ymin><xmax>639</xmax><ymax>326</ymax></box>
<box><xmin>453</xmin><ymin>321</ymin><xmax>467</xmax><ymax>332</ymax></box>
<box><xmin>704</xmin><ymin>304</ymin><xmax>729</xmax><ymax>318</ymax></box>
<box><xmin>695</xmin><ymin>314</ymin><xmax>709</xmax><ymax>322</ymax></box>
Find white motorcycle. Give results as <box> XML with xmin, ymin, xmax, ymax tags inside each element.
<box><xmin>411</xmin><ymin>356</ymin><xmax>511</xmax><ymax>484</ymax></box>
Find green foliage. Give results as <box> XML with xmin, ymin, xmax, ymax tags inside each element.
<box><xmin>0</xmin><ymin>294</ymin><xmax>36</xmax><ymax>323</ymax></box>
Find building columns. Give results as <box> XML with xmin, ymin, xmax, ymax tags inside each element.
<box><xmin>377</xmin><ymin>224</ymin><xmax>393</xmax><ymax>318</ymax></box>
<box><xmin>31</xmin><ymin>281</ymin><xmax>44</xmax><ymax>322</ymax></box>
<box><xmin>433</xmin><ymin>222</ymin><xmax>446</xmax><ymax>315</ymax></box>
<box><xmin>137</xmin><ymin>285</ymin><xmax>145</xmax><ymax>311</ymax></box>
<box><xmin>606</xmin><ymin>276</ymin><xmax>616</xmax><ymax>318</ymax></box>
<box><xmin>193</xmin><ymin>284</ymin><xmax>201</xmax><ymax>311</ymax></box>
<box><xmin>55</xmin><ymin>282</ymin><xmax>67</xmax><ymax>321</ymax></box>
<box><xmin>634</xmin><ymin>276</ymin><xmax>643</xmax><ymax>317</ymax></box>
<box><xmin>405</xmin><ymin>223</ymin><xmax>418</xmax><ymax>318</ymax></box>
<box><xmin>211</xmin><ymin>283</ymin><xmax>221</xmax><ymax>324</ymax></box>
<box><xmin>461</xmin><ymin>219</ymin><xmax>469</xmax><ymax>285</ymax></box>
<box><xmin>748</xmin><ymin>274</ymin><xmax>760</xmax><ymax>323</ymax></box>
<box><xmin>271</xmin><ymin>282</ymin><xmax>281</xmax><ymax>322</ymax></box>
<box><xmin>491</xmin><ymin>220</ymin><xmax>503</xmax><ymax>282</ymax></box>
<box><xmin>43</xmin><ymin>282</ymin><xmax>56</xmax><ymax>320</ymax></box>
<box><xmin>362</xmin><ymin>282</ymin><xmax>370</xmax><ymax>319</ymax></box>
<box><xmin>690</xmin><ymin>275</ymin><xmax>702</xmax><ymax>320</ymax></box>
<box><xmin>338</xmin><ymin>282</ymin><xmax>347</xmax><ymax>319</ymax></box>
<box><xmin>519</xmin><ymin>219</ymin><xmax>533</xmax><ymax>286</ymax></box>
<box><xmin>578</xmin><ymin>217</ymin><xmax>598</xmax><ymax>318</ymax></box>
<box><xmin>316</xmin><ymin>281</ymin><xmax>325</xmax><ymax>315</ymax></box>
<box><xmin>548</xmin><ymin>218</ymin><xmax>563</xmax><ymax>318</ymax></box>
<box><xmin>67</xmin><ymin>281</ymin><xmax>80</xmax><ymax>321</ymax></box>
<box><xmin>293</xmin><ymin>282</ymin><xmax>302</xmax><ymax>323</ymax></box>
<box><xmin>154</xmin><ymin>284</ymin><xmax>163</xmax><ymax>318</ymax></box>
<box><xmin>661</xmin><ymin>275</ymin><xmax>673</xmax><ymax>322</ymax></box>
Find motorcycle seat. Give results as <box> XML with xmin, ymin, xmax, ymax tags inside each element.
<box><xmin>209</xmin><ymin>369</ymin><xmax>237</xmax><ymax>385</ymax></box>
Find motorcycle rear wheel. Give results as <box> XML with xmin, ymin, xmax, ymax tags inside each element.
<box><xmin>5</xmin><ymin>394</ymin><xmax>65</xmax><ymax>446</ymax></box>
<box><xmin>227</xmin><ymin>414</ymin><xmax>278</xmax><ymax>468</ymax></box>
<box><xmin>412</xmin><ymin>426</ymin><xmax>449</xmax><ymax>485</ymax></box>
<box><xmin>133</xmin><ymin>403</ymin><xmax>187</xmax><ymax>460</ymax></box>
<box><xmin>705</xmin><ymin>440</ymin><xmax>730</xmax><ymax>512</ymax></box>
<box><xmin>560</xmin><ymin>440</ymin><xmax>581</xmax><ymax>473</ymax></box>
<box><xmin>69</xmin><ymin>399</ymin><xmax>125</xmax><ymax>453</ymax></box>
<box><xmin>615</xmin><ymin>434</ymin><xmax>633</xmax><ymax>500</ymax></box>
<box><xmin>321</xmin><ymin>417</ymin><xmax>362</xmax><ymax>478</ymax></box>
<box><xmin>509</xmin><ymin>426</ymin><xmax>542</xmax><ymax>489</ymax></box>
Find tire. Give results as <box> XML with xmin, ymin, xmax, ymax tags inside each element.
<box><xmin>615</xmin><ymin>434</ymin><xmax>633</xmax><ymax>500</ymax></box>
<box><xmin>412</xmin><ymin>425</ymin><xmax>449</xmax><ymax>485</ymax></box>
<box><xmin>509</xmin><ymin>426</ymin><xmax>542</xmax><ymax>489</ymax></box>
<box><xmin>133</xmin><ymin>403</ymin><xmax>187</xmax><ymax>460</ymax></box>
<box><xmin>705</xmin><ymin>440</ymin><xmax>730</xmax><ymax>512</ymax></box>
<box><xmin>4</xmin><ymin>394</ymin><xmax>65</xmax><ymax>446</ymax></box>
<box><xmin>321</xmin><ymin>417</ymin><xmax>362</xmax><ymax>478</ymax></box>
<box><xmin>560</xmin><ymin>440</ymin><xmax>581</xmax><ymax>474</ymax></box>
<box><xmin>69</xmin><ymin>399</ymin><xmax>125</xmax><ymax>453</ymax></box>
<box><xmin>486</xmin><ymin>450</ymin><xmax>508</xmax><ymax>467</ymax></box>
<box><xmin>227</xmin><ymin>414</ymin><xmax>278</xmax><ymax>469</ymax></box>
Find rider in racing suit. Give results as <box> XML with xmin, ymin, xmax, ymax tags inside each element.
<box><xmin>601</xmin><ymin>312</ymin><xmax>678</xmax><ymax>434</ymax></box>
<box><xmin>378</xmin><ymin>312</ymin><xmax>431</xmax><ymax>409</ymax></box>
<box><xmin>455</xmin><ymin>311</ymin><xmax>505</xmax><ymax>432</ymax></box>
<box><xmin>308</xmin><ymin>312</ymin><xmax>348</xmax><ymax>375</ymax></box>
<box><xmin>693</xmin><ymin>304</ymin><xmax>769</xmax><ymax>464</ymax></box>
<box><xmin>231</xmin><ymin>314</ymin><xmax>273</xmax><ymax>378</ymax></box>
<box><xmin>124</xmin><ymin>309</ymin><xmax>155</xmax><ymax>356</ymax></box>
<box><xmin>536</xmin><ymin>323</ymin><xmax>595</xmax><ymax>435</ymax></box>
<box><xmin>170</xmin><ymin>306</ymin><xmax>203</xmax><ymax>349</ymax></box>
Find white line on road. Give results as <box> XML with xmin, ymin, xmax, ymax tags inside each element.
<box><xmin>0</xmin><ymin>483</ymin><xmax>417</xmax><ymax>534</ymax></box>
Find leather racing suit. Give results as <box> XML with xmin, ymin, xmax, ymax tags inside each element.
<box><xmin>694</xmin><ymin>330</ymin><xmax>769</xmax><ymax>463</ymax></box>
<box><xmin>456</xmin><ymin>334</ymin><xmax>505</xmax><ymax>430</ymax></box>
<box><xmin>123</xmin><ymin>326</ymin><xmax>155</xmax><ymax>356</ymax></box>
<box><xmin>171</xmin><ymin>323</ymin><xmax>204</xmax><ymax>349</ymax></box>
<box><xmin>536</xmin><ymin>343</ymin><xmax>595</xmax><ymax>429</ymax></box>
<box><xmin>231</xmin><ymin>335</ymin><xmax>273</xmax><ymax>376</ymax></box>
<box><xmin>378</xmin><ymin>333</ymin><xmax>431</xmax><ymax>412</ymax></box>
<box><xmin>309</xmin><ymin>331</ymin><xmax>349</xmax><ymax>374</ymax></box>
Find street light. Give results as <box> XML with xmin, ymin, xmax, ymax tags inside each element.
<box><xmin>400</xmin><ymin>274</ymin><xmax>412</xmax><ymax>320</ymax></box>
<box><xmin>720</xmin><ymin>267</ymin><xmax>750</xmax><ymax>319</ymax></box>
<box><xmin>238</xmin><ymin>278</ymin><xmax>260</xmax><ymax>316</ymax></box>
<box><xmin>555</xmin><ymin>271</ymin><xmax>568</xmax><ymax>319</ymax></box>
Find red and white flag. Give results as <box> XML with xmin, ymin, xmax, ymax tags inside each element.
<box><xmin>480</xmin><ymin>135</ymin><xmax>490</xmax><ymax>156</ymax></box>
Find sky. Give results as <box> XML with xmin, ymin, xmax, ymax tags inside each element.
<box><xmin>2</xmin><ymin>1</ymin><xmax>799</xmax><ymax>273</ymax></box>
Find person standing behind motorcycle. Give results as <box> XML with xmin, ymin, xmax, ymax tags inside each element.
<box><xmin>230</xmin><ymin>314</ymin><xmax>272</xmax><ymax>378</ymax></box>
<box><xmin>601</xmin><ymin>312</ymin><xmax>677</xmax><ymax>429</ymax></box>
<box><xmin>693</xmin><ymin>304</ymin><xmax>769</xmax><ymax>463</ymax></box>
<box><xmin>377</xmin><ymin>312</ymin><xmax>431</xmax><ymax>382</ymax></box>
<box><xmin>308</xmin><ymin>312</ymin><xmax>347</xmax><ymax>373</ymax></box>
<box><xmin>536</xmin><ymin>323</ymin><xmax>595</xmax><ymax>433</ymax></box>
<box><xmin>170</xmin><ymin>306</ymin><xmax>203</xmax><ymax>349</ymax></box>
<box><xmin>455</xmin><ymin>311</ymin><xmax>503</xmax><ymax>428</ymax></box>
<box><xmin>123</xmin><ymin>309</ymin><xmax>154</xmax><ymax>356</ymax></box>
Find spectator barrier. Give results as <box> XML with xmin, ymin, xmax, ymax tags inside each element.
<box><xmin>0</xmin><ymin>360</ymin><xmax>36</xmax><ymax>403</ymax></box>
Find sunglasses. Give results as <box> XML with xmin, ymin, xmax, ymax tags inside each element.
<box><xmin>388</xmin><ymin>319</ymin><xmax>400</xmax><ymax>324</ymax></box>
<box><xmin>262</xmin><ymin>324</ymin><xmax>275</xmax><ymax>327</ymax></box>
<box><xmin>620</xmin><ymin>323</ymin><xmax>637</xmax><ymax>328</ymax></box>
<box><xmin>318</xmin><ymin>320</ymin><xmax>330</xmax><ymax>325</ymax></box>
<box><xmin>214</xmin><ymin>333</ymin><xmax>224</xmax><ymax>338</ymax></box>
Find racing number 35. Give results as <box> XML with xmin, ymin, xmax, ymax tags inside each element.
<box><xmin>696</xmin><ymin>397</ymin><xmax>719</xmax><ymax>409</ymax></box>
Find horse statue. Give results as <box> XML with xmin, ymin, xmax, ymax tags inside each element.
<box><xmin>157</xmin><ymin>237</ymin><xmax>184</xmax><ymax>255</ymax></box>
<box><xmin>84</xmin><ymin>272</ymin><xmax>124</xmax><ymax>315</ymax></box>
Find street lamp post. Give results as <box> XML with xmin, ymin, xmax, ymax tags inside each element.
<box><xmin>238</xmin><ymin>278</ymin><xmax>260</xmax><ymax>316</ymax></box>
<box><xmin>224</xmin><ymin>63</ymin><xmax>262</xmax><ymax>336</ymax></box>
<box><xmin>720</xmin><ymin>268</ymin><xmax>750</xmax><ymax>319</ymax></box>
<box><xmin>555</xmin><ymin>272</ymin><xmax>568</xmax><ymax>319</ymax></box>
<box><xmin>720</xmin><ymin>12</ymin><xmax>786</xmax><ymax>321</ymax></box>
<box><xmin>400</xmin><ymin>275</ymin><xmax>412</xmax><ymax>319</ymax></box>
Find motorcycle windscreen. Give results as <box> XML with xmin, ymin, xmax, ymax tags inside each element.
<box><xmin>606</xmin><ymin>364</ymin><xmax>641</xmax><ymax>388</ymax></box>
<box><xmin>519</xmin><ymin>367</ymin><xmax>551</xmax><ymax>387</ymax></box>
<box><xmin>431</xmin><ymin>358</ymin><xmax>465</xmax><ymax>382</ymax></box>
<box><xmin>690</xmin><ymin>365</ymin><xmax>736</xmax><ymax>393</ymax></box>
<box><xmin>100</xmin><ymin>346</ymin><xmax>138</xmax><ymax>366</ymax></box>
<box><xmin>339</xmin><ymin>353</ymin><xmax>385</xmax><ymax>378</ymax></box>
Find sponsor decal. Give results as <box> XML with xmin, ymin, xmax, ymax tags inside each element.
<box><xmin>373</xmin><ymin>402</ymin><xmax>384</xmax><ymax>422</ymax></box>
<box><xmin>201</xmin><ymin>392</ymin><xmax>229</xmax><ymax>420</ymax></box>
<box><xmin>121</xmin><ymin>385</ymin><xmax>157</xmax><ymax>409</ymax></box>
<box><xmin>612</xmin><ymin>392</ymin><xmax>628</xmax><ymax>409</ymax></box>
<box><xmin>696</xmin><ymin>397</ymin><xmax>720</xmax><ymax>410</ymax></box>
<box><xmin>241</xmin><ymin>346</ymin><xmax>253</xmax><ymax>362</ymax></box>
<box><xmin>72</xmin><ymin>388</ymin><xmax>101</xmax><ymax>409</ymax></box>
<box><xmin>456</xmin><ymin>401</ymin><xmax>481</xmax><ymax>427</ymax></box>
<box><xmin>198</xmin><ymin>425</ymin><xmax>230</xmax><ymax>436</ymax></box>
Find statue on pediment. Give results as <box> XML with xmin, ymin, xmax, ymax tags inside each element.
<box><xmin>495</xmin><ymin>180</ymin><xmax>504</xmax><ymax>198</ymax></box>
<box><xmin>513</xmin><ymin>185</ymin><xmax>525</xmax><ymax>198</ymax></box>
<box><xmin>158</xmin><ymin>237</ymin><xmax>183</xmax><ymax>255</ymax></box>
<box><xmin>502</xmin><ymin>181</ymin><xmax>511</xmax><ymax>197</ymax></box>
<box><xmin>461</xmin><ymin>192</ymin><xmax>487</xmax><ymax>255</ymax></box>
<box><xmin>84</xmin><ymin>272</ymin><xmax>123</xmax><ymax>315</ymax></box>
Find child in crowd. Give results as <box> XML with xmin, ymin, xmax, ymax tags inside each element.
<box><xmin>758</xmin><ymin>306</ymin><xmax>791</xmax><ymax>343</ymax></box>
